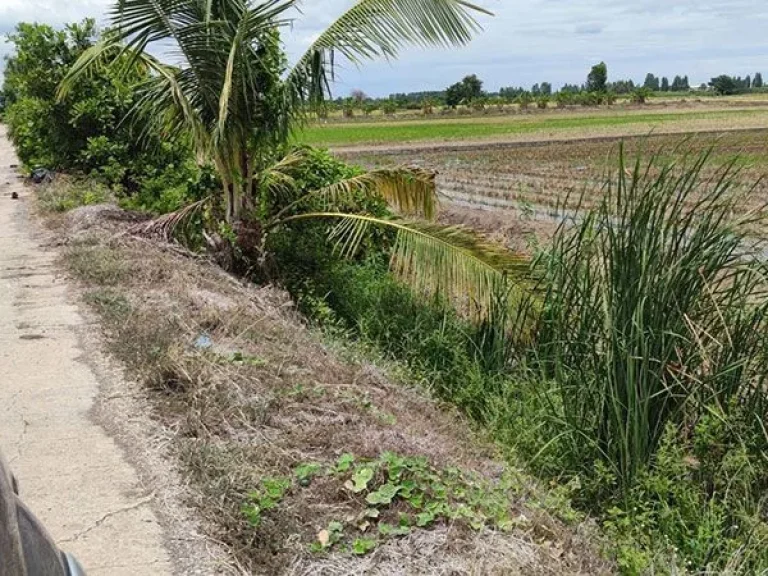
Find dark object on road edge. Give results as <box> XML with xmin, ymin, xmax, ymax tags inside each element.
<box><xmin>30</xmin><ymin>168</ymin><xmax>53</xmax><ymax>185</ymax></box>
<box><xmin>0</xmin><ymin>450</ymin><xmax>86</xmax><ymax>576</ymax></box>
<box><xmin>11</xmin><ymin>191</ymin><xmax>19</xmax><ymax>200</ymax></box>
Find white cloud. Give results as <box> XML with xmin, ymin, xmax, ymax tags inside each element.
<box><xmin>2</xmin><ymin>0</ymin><xmax>768</xmax><ymax>96</ymax></box>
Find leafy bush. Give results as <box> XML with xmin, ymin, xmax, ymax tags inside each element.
<box><xmin>3</xmin><ymin>20</ymin><xmax>195</xmax><ymax>205</ymax></box>
<box><xmin>517</xmin><ymin>92</ymin><xmax>533</xmax><ymax>110</ymax></box>
<box><xmin>631</xmin><ymin>87</ymin><xmax>653</xmax><ymax>104</ymax></box>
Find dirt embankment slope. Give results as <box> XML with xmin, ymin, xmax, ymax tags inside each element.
<box><xmin>34</xmin><ymin>183</ymin><xmax>612</xmax><ymax>573</ymax></box>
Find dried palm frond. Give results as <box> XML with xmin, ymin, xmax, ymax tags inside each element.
<box><xmin>128</xmin><ymin>197</ymin><xmax>210</xmax><ymax>241</ymax></box>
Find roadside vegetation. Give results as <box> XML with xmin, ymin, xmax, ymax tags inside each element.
<box><xmin>5</xmin><ymin>2</ymin><xmax>768</xmax><ymax>574</ymax></box>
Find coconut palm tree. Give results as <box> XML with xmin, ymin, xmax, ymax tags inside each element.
<box><xmin>60</xmin><ymin>0</ymin><xmax>526</xmax><ymax>313</ymax></box>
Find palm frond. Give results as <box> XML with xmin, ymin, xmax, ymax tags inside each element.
<box><xmin>286</xmin><ymin>0</ymin><xmax>491</xmax><ymax>106</ymax></box>
<box><xmin>258</xmin><ymin>149</ymin><xmax>308</xmax><ymax>202</ymax></box>
<box><xmin>280</xmin><ymin>212</ymin><xmax>529</xmax><ymax>316</ymax></box>
<box><xmin>128</xmin><ymin>197</ymin><xmax>210</xmax><ymax>240</ymax></box>
<box><xmin>57</xmin><ymin>38</ymin><xmax>122</xmax><ymax>100</ymax></box>
<box><xmin>316</xmin><ymin>167</ymin><xmax>438</xmax><ymax>219</ymax></box>
<box><xmin>270</xmin><ymin>164</ymin><xmax>438</xmax><ymax>222</ymax></box>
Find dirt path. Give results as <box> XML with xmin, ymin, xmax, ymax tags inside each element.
<box><xmin>0</xmin><ymin>129</ymin><xmax>175</xmax><ymax>573</ymax></box>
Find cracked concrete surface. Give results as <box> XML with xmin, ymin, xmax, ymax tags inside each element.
<box><xmin>0</xmin><ymin>127</ymin><xmax>174</xmax><ymax>574</ymax></box>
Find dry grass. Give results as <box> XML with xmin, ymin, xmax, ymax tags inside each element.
<box><xmin>48</xmin><ymin>201</ymin><xmax>611</xmax><ymax>575</ymax></box>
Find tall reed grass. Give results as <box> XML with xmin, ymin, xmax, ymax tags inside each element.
<box><xmin>532</xmin><ymin>147</ymin><xmax>768</xmax><ymax>491</ymax></box>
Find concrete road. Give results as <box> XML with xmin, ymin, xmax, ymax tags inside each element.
<box><xmin>0</xmin><ymin>127</ymin><xmax>175</xmax><ymax>574</ymax></box>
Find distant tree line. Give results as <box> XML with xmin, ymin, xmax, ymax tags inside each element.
<box><xmin>709</xmin><ymin>73</ymin><xmax>763</xmax><ymax>95</ymax></box>
<box><xmin>320</xmin><ymin>64</ymin><xmax>768</xmax><ymax>118</ymax></box>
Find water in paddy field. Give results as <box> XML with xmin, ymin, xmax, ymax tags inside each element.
<box><xmin>439</xmin><ymin>187</ymin><xmax>768</xmax><ymax>261</ymax></box>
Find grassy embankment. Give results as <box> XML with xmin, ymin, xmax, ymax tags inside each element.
<box><xmin>36</xmin><ymin>179</ymin><xmax>607</xmax><ymax>575</ymax></box>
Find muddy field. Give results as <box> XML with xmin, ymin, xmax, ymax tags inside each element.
<box><xmin>340</xmin><ymin>130</ymin><xmax>768</xmax><ymax>253</ymax></box>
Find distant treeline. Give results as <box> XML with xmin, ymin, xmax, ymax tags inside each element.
<box><xmin>319</xmin><ymin>64</ymin><xmax>767</xmax><ymax>115</ymax></box>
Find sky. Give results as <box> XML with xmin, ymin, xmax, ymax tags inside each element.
<box><xmin>2</xmin><ymin>0</ymin><xmax>768</xmax><ymax>97</ymax></box>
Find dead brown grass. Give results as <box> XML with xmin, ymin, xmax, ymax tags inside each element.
<box><xmin>49</xmin><ymin>202</ymin><xmax>611</xmax><ymax>575</ymax></box>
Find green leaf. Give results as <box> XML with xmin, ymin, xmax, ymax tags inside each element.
<box><xmin>280</xmin><ymin>213</ymin><xmax>530</xmax><ymax>320</ymax></box>
<box><xmin>347</xmin><ymin>467</ymin><xmax>374</xmax><ymax>493</ymax></box>
<box><xmin>352</xmin><ymin>537</ymin><xmax>377</xmax><ymax>555</ymax></box>
<box><xmin>378</xmin><ymin>522</ymin><xmax>411</xmax><ymax>537</ymax></box>
<box><xmin>295</xmin><ymin>463</ymin><xmax>322</xmax><ymax>484</ymax></box>
<box><xmin>415</xmin><ymin>511</ymin><xmax>436</xmax><ymax>527</ymax></box>
<box><xmin>366</xmin><ymin>483</ymin><xmax>400</xmax><ymax>505</ymax></box>
<box><xmin>241</xmin><ymin>503</ymin><xmax>262</xmax><ymax>527</ymax></box>
<box><xmin>364</xmin><ymin>508</ymin><xmax>380</xmax><ymax>519</ymax></box>
<box><xmin>336</xmin><ymin>453</ymin><xmax>355</xmax><ymax>472</ymax></box>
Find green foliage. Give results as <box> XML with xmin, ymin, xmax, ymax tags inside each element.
<box><xmin>603</xmin><ymin>417</ymin><xmax>768</xmax><ymax>573</ymax></box>
<box><xmin>644</xmin><ymin>73</ymin><xmax>661</xmax><ymax>91</ymax></box>
<box><xmin>62</xmin><ymin>0</ymin><xmax>488</xmax><ymax>223</ymax></box>
<box><xmin>630</xmin><ymin>87</ymin><xmax>653</xmax><ymax>104</ymax></box>
<box><xmin>242</xmin><ymin>476</ymin><xmax>291</xmax><ymax>528</ymax></box>
<box><xmin>586</xmin><ymin>61</ymin><xmax>608</xmax><ymax>93</ymax></box>
<box><xmin>517</xmin><ymin>91</ymin><xmax>534</xmax><ymax>110</ymax></box>
<box><xmin>285</xmin><ymin>257</ymin><xmax>506</xmax><ymax>422</ymax></box>
<box><xmin>510</xmin><ymin>149</ymin><xmax>768</xmax><ymax>572</ymax></box>
<box><xmin>3</xmin><ymin>20</ymin><xmax>192</xmax><ymax>197</ymax></box>
<box><xmin>294</xmin><ymin>452</ymin><xmax>530</xmax><ymax>556</ymax></box>
<box><xmin>446</xmin><ymin>74</ymin><xmax>484</xmax><ymax>107</ymax></box>
<box><xmin>285</xmin><ymin>146</ymin><xmax>768</xmax><ymax>573</ymax></box>
<box><xmin>709</xmin><ymin>75</ymin><xmax>739</xmax><ymax>95</ymax></box>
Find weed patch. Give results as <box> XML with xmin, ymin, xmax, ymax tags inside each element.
<box><xmin>64</xmin><ymin>242</ymin><xmax>128</xmax><ymax>286</ymax></box>
<box><xmin>37</xmin><ymin>177</ymin><xmax>110</xmax><ymax>213</ymax></box>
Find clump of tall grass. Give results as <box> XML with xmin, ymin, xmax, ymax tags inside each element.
<box><xmin>533</xmin><ymin>147</ymin><xmax>768</xmax><ymax>492</ymax></box>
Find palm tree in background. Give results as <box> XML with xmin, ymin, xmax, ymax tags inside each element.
<box><xmin>60</xmin><ymin>0</ymin><xmax>526</xmax><ymax>314</ymax></box>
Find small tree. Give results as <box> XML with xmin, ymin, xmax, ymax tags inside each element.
<box><xmin>587</xmin><ymin>62</ymin><xmax>608</xmax><ymax>93</ymax></box>
<box><xmin>445</xmin><ymin>82</ymin><xmax>463</xmax><ymax>107</ymax></box>
<box><xmin>536</xmin><ymin>95</ymin><xmax>549</xmax><ymax>109</ymax></box>
<box><xmin>643</xmin><ymin>73</ymin><xmax>660</xmax><ymax>91</ymax></box>
<box><xmin>463</xmin><ymin>74</ymin><xmax>484</xmax><ymax>102</ymax></box>
<box><xmin>710</xmin><ymin>75</ymin><xmax>738</xmax><ymax>95</ymax></box>
<box><xmin>661</xmin><ymin>77</ymin><xmax>669</xmax><ymax>92</ymax></box>
<box><xmin>342</xmin><ymin>98</ymin><xmax>355</xmax><ymax>118</ymax></box>
<box><xmin>351</xmin><ymin>89</ymin><xmax>367</xmax><ymax>108</ymax></box>
<box><xmin>445</xmin><ymin>74</ymin><xmax>484</xmax><ymax>107</ymax></box>
<box><xmin>517</xmin><ymin>91</ymin><xmax>533</xmax><ymax>110</ymax></box>
<box><xmin>555</xmin><ymin>91</ymin><xmax>573</xmax><ymax>108</ymax></box>
<box><xmin>754</xmin><ymin>72</ymin><xmax>764</xmax><ymax>88</ymax></box>
<box><xmin>630</xmin><ymin>87</ymin><xmax>653</xmax><ymax>104</ymax></box>
<box><xmin>382</xmin><ymin>100</ymin><xmax>397</xmax><ymax>115</ymax></box>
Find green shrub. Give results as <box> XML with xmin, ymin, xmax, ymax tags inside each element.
<box><xmin>3</xmin><ymin>20</ymin><xmax>193</xmax><ymax>203</ymax></box>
